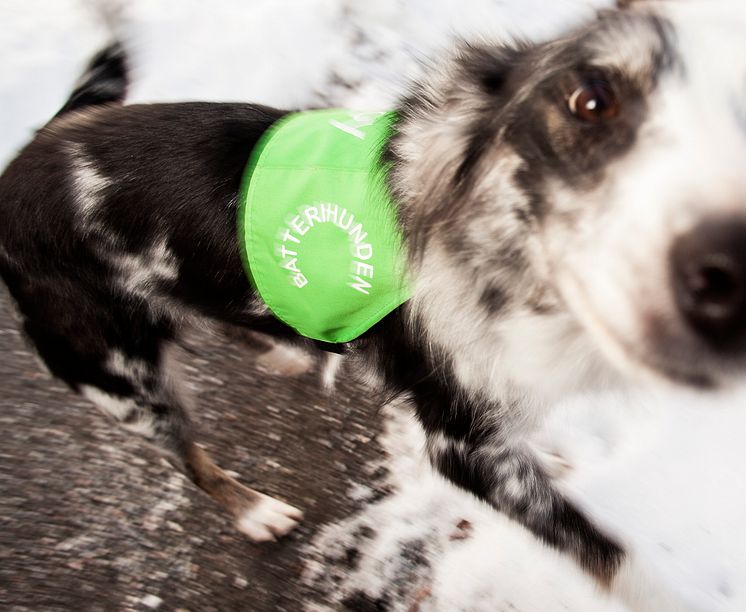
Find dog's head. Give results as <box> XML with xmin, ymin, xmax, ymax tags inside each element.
<box><xmin>392</xmin><ymin>1</ymin><xmax>746</xmax><ymax>388</ymax></box>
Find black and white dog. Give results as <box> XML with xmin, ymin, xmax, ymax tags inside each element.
<box><xmin>1</xmin><ymin>0</ymin><xmax>744</xmax><ymax>606</ymax></box>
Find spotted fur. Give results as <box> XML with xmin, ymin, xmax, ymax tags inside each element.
<box><xmin>1</xmin><ymin>2</ymin><xmax>745</xmax><ymax>609</ymax></box>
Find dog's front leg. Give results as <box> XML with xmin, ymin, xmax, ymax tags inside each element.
<box><xmin>426</xmin><ymin>424</ymin><xmax>623</xmax><ymax>582</ymax></box>
<box><xmin>371</xmin><ymin>322</ymin><xmax>623</xmax><ymax>583</ymax></box>
<box><xmin>421</xmin><ymin>407</ymin><xmax>686</xmax><ymax>610</ymax></box>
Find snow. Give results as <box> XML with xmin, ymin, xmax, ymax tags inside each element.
<box><xmin>3</xmin><ymin>0</ymin><xmax>746</xmax><ymax>610</ymax></box>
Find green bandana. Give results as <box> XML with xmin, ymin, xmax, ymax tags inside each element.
<box><xmin>237</xmin><ymin>109</ymin><xmax>410</xmax><ymax>343</ymax></box>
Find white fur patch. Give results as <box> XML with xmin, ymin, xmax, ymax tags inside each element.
<box><xmin>69</xmin><ymin>143</ymin><xmax>112</xmax><ymax>221</ymax></box>
<box><xmin>81</xmin><ymin>350</ymin><xmax>162</xmax><ymax>439</ymax></box>
<box><xmin>121</xmin><ymin>413</ymin><xmax>157</xmax><ymax>438</ymax></box>
<box><xmin>236</xmin><ymin>493</ymin><xmax>303</xmax><ymax>542</ymax></box>
<box><xmin>81</xmin><ymin>385</ymin><xmax>133</xmax><ymax>421</ymax></box>
<box><xmin>106</xmin><ymin>349</ymin><xmax>152</xmax><ymax>381</ymax></box>
<box><xmin>81</xmin><ymin>385</ymin><xmax>156</xmax><ymax>438</ymax></box>
<box><xmin>67</xmin><ymin>144</ymin><xmax>181</xmax><ymax>308</ymax></box>
<box><xmin>114</xmin><ymin>239</ymin><xmax>179</xmax><ymax>296</ymax></box>
<box><xmin>321</xmin><ymin>352</ymin><xmax>344</xmax><ymax>390</ymax></box>
<box><xmin>411</xmin><ymin>246</ymin><xmax>620</xmax><ymax>425</ymax></box>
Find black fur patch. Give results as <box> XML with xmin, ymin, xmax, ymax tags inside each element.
<box><xmin>479</xmin><ymin>284</ymin><xmax>508</xmax><ymax>315</ymax></box>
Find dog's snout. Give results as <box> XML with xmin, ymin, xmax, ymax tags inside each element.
<box><xmin>672</xmin><ymin>219</ymin><xmax>746</xmax><ymax>349</ymax></box>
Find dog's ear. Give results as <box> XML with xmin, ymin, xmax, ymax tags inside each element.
<box><xmin>457</xmin><ymin>43</ymin><xmax>527</xmax><ymax>97</ymax></box>
<box><xmin>450</xmin><ymin>44</ymin><xmax>528</xmax><ymax>186</ymax></box>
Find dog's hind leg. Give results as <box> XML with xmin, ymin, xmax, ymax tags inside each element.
<box><xmin>16</xmin><ymin>289</ymin><xmax>302</xmax><ymax>542</ymax></box>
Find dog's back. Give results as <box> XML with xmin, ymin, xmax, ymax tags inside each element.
<box><xmin>0</xmin><ymin>44</ymin><xmax>306</xmax><ymax>541</ymax></box>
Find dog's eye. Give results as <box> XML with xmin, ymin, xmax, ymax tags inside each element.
<box><xmin>567</xmin><ymin>80</ymin><xmax>619</xmax><ymax>122</ymax></box>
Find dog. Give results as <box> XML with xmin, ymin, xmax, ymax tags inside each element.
<box><xmin>1</xmin><ymin>0</ymin><xmax>744</xmax><ymax>607</ymax></box>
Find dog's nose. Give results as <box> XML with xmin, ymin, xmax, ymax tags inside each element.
<box><xmin>671</xmin><ymin>219</ymin><xmax>746</xmax><ymax>349</ymax></box>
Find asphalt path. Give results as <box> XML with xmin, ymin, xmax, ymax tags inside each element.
<box><xmin>0</xmin><ymin>283</ymin><xmax>388</xmax><ymax>611</ymax></box>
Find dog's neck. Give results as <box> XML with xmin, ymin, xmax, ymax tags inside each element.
<box><xmin>385</xmin><ymin>62</ymin><xmax>626</xmax><ymax>409</ymax></box>
<box><xmin>405</xmin><ymin>244</ymin><xmax>621</xmax><ymax>414</ymax></box>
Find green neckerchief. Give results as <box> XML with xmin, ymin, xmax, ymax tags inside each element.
<box><xmin>238</xmin><ymin>109</ymin><xmax>410</xmax><ymax>343</ymax></box>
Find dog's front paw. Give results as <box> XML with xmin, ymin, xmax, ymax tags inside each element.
<box><xmin>255</xmin><ymin>343</ymin><xmax>314</xmax><ymax>377</ymax></box>
<box><xmin>236</xmin><ymin>493</ymin><xmax>304</xmax><ymax>542</ymax></box>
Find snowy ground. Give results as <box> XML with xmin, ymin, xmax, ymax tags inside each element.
<box><xmin>3</xmin><ymin>1</ymin><xmax>746</xmax><ymax>610</ymax></box>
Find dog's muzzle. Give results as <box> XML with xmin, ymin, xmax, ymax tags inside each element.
<box><xmin>671</xmin><ymin>217</ymin><xmax>746</xmax><ymax>351</ymax></box>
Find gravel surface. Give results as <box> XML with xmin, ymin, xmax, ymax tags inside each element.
<box><xmin>0</xmin><ymin>283</ymin><xmax>388</xmax><ymax>611</ymax></box>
